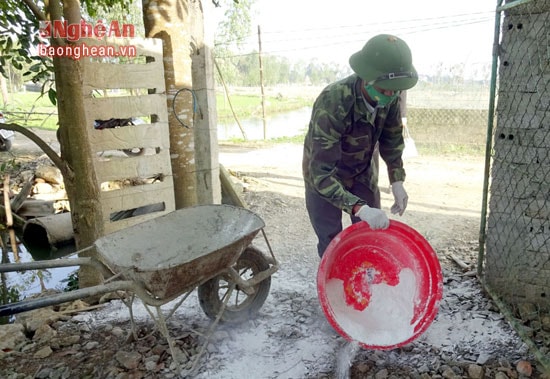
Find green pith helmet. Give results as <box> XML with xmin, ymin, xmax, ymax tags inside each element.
<box><xmin>349</xmin><ymin>34</ymin><xmax>418</xmax><ymax>91</ymax></box>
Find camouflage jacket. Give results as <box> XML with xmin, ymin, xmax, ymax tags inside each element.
<box><xmin>302</xmin><ymin>74</ymin><xmax>406</xmax><ymax>214</ymax></box>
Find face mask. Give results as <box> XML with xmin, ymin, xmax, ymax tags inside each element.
<box><xmin>364</xmin><ymin>84</ymin><xmax>400</xmax><ymax>107</ymax></box>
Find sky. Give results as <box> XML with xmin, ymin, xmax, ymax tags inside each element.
<box><xmin>207</xmin><ymin>0</ymin><xmax>497</xmax><ymax>79</ymax></box>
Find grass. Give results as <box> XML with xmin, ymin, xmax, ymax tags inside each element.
<box><xmin>220</xmin><ymin>134</ymin><xmax>306</xmax><ymax>147</ymax></box>
<box><xmin>223</xmin><ymin>135</ymin><xmax>486</xmax><ymax>157</ymax></box>
<box><xmin>3</xmin><ymin>92</ymin><xmax>59</xmax><ymax>130</ymax></box>
<box><xmin>216</xmin><ymin>92</ymin><xmax>312</xmax><ymax>123</ymax></box>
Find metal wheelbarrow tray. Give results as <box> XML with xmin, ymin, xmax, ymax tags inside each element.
<box><xmin>96</xmin><ymin>204</ymin><xmax>267</xmax><ymax>301</ymax></box>
<box><xmin>0</xmin><ymin>204</ymin><xmax>278</xmax><ymax>318</ymax></box>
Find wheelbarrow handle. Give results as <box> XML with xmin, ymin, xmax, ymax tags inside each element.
<box><xmin>0</xmin><ymin>280</ymin><xmax>134</xmax><ymax>317</ymax></box>
<box><xmin>0</xmin><ymin>257</ymin><xmax>93</xmax><ymax>272</ymax></box>
<box><xmin>0</xmin><ymin>257</ymin><xmax>114</xmax><ymax>281</ymax></box>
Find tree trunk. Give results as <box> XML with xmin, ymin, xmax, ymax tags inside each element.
<box><xmin>49</xmin><ymin>0</ymin><xmax>105</xmax><ymax>290</ymax></box>
<box><xmin>142</xmin><ymin>0</ymin><xmax>198</xmax><ymax>209</ymax></box>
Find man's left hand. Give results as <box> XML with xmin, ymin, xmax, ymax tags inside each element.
<box><xmin>391</xmin><ymin>181</ymin><xmax>408</xmax><ymax>216</ymax></box>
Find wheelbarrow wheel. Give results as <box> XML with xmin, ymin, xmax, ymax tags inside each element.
<box><xmin>198</xmin><ymin>245</ymin><xmax>271</xmax><ymax>323</ymax></box>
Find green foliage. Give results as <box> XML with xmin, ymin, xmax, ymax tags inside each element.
<box><xmin>60</xmin><ymin>271</ymin><xmax>79</xmax><ymax>292</ymax></box>
<box><xmin>48</xmin><ymin>88</ymin><xmax>57</xmax><ymax>106</ymax></box>
<box><xmin>81</xmin><ymin>0</ymin><xmax>132</xmax><ymax>18</ymax></box>
<box><xmin>83</xmin><ymin>0</ymin><xmax>144</xmax><ymax>37</ymax></box>
<box><xmin>0</xmin><ymin>284</ymin><xmax>21</xmax><ymax>325</ymax></box>
<box><xmin>214</xmin><ymin>0</ymin><xmax>266</xmax><ymax>87</ymax></box>
<box><xmin>215</xmin><ymin>0</ymin><xmax>257</xmax><ymax>51</ymax></box>
<box><xmin>0</xmin><ymin>0</ymin><xmax>53</xmax><ymax>87</ymax></box>
<box><xmin>216</xmin><ymin>53</ymin><xmax>350</xmax><ymax>87</ymax></box>
<box><xmin>0</xmin><ymin>157</ymin><xmax>17</xmax><ymax>173</ymax></box>
<box><xmin>0</xmin><ymin>0</ymin><xmax>138</xmax><ymax>105</ymax></box>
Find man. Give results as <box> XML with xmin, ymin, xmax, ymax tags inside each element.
<box><xmin>302</xmin><ymin>34</ymin><xmax>418</xmax><ymax>258</ymax></box>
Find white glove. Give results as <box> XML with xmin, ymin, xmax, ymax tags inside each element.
<box><xmin>391</xmin><ymin>181</ymin><xmax>408</xmax><ymax>216</ymax></box>
<box><xmin>355</xmin><ymin>205</ymin><xmax>389</xmax><ymax>230</ymax></box>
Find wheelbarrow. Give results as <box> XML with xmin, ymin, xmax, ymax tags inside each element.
<box><xmin>0</xmin><ymin>204</ymin><xmax>279</xmax><ymax>369</ymax></box>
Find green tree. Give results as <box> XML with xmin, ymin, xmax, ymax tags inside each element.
<box><xmin>0</xmin><ymin>2</ymin><xmax>53</xmax><ymax>98</ymax></box>
<box><xmin>91</xmin><ymin>0</ymin><xmax>145</xmax><ymax>37</ymax></box>
<box><xmin>0</xmin><ymin>0</ymin><xmax>217</xmax><ymax>292</ymax></box>
<box><xmin>214</xmin><ymin>0</ymin><xmax>256</xmax><ymax>51</ymax></box>
<box><xmin>261</xmin><ymin>55</ymin><xmax>289</xmax><ymax>85</ymax></box>
<box><xmin>214</xmin><ymin>0</ymin><xmax>256</xmax><ymax>86</ymax></box>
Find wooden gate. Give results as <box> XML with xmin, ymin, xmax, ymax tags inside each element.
<box><xmin>81</xmin><ymin>37</ymin><xmax>175</xmax><ymax>234</ymax></box>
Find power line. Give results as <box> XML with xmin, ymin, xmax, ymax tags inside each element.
<box><xmin>259</xmin><ymin>10</ymin><xmax>494</xmax><ymax>35</ymax></box>
<box><xmin>214</xmin><ymin>10</ymin><xmax>494</xmax><ymax>47</ymax></box>
<box><xmin>215</xmin><ymin>16</ymin><xmax>493</xmax><ymax>58</ymax></box>
<box><xmin>256</xmin><ymin>17</ymin><xmax>493</xmax><ymax>45</ymax></box>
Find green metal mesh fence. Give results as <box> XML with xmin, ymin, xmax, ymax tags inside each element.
<box><xmin>480</xmin><ymin>0</ymin><xmax>550</xmax><ymax>371</ymax></box>
<box><xmin>407</xmin><ymin>106</ymin><xmax>488</xmax><ymax>154</ymax></box>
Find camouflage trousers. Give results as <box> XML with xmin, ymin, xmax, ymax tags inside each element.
<box><xmin>304</xmin><ymin>180</ymin><xmax>380</xmax><ymax>258</ymax></box>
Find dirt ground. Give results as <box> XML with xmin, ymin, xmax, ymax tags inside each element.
<box><xmin>218</xmin><ymin>141</ymin><xmax>485</xmax><ymax>253</ymax></box>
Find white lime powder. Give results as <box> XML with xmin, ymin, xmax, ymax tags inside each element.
<box><xmin>325</xmin><ymin>268</ymin><xmax>418</xmax><ymax>346</ymax></box>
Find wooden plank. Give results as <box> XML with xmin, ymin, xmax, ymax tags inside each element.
<box><xmin>16</xmin><ymin>200</ymin><xmax>56</xmax><ymax>218</ymax></box>
<box><xmin>220</xmin><ymin>164</ymin><xmax>247</xmax><ymax>208</ymax></box>
<box><xmin>100</xmin><ymin>180</ymin><xmax>175</xmax><ymax>214</ymax></box>
<box><xmin>90</xmin><ymin>122</ymin><xmax>169</xmax><ymax>151</ymax></box>
<box><xmin>10</xmin><ymin>177</ymin><xmax>34</xmax><ymax>212</ymax></box>
<box><xmin>82</xmin><ymin>62</ymin><xmax>165</xmax><ymax>93</ymax></box>
<box><xmin>81</xmin><ymin>37</ymin><xmax>164</xmax><ymax>93</ymax></box>
<box><xmin>102</xmin><ymin>200</ymin><xmax>175</xmax><ymax>233</ymax></box>
<box><xmin>83</xmin><ymin>94</ymin><xmax>168</xmax><ymax>122</ymax></box>
<box><xmin>95</xmin><ymin>152</ymin><xmax>172</xmax><ymax>183</ymax></box>
<box><xmin>101</xmin><ymin>177</ymin><xmax>175</xmax><ymax>234</ymax></box>
<box><xmin>104</xmin><ymin>209</ymin><xmax>169</xmax><ymax>235</ymax></box>
<box><xmin>82</xmin><ymin>62</ymin><xmax>164</xmax><ymax>92</ymax></box>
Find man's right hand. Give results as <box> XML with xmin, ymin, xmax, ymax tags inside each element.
<box><xmin>355</xmin><ymin>205</ymin><xmax>390</xmax><ymax>229</ymax></box>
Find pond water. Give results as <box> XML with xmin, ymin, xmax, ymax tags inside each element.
<box><xmin>218</xmin><ymin>106</ymin><xmax>311</xmax><ymax>141</ymax></box>
<box><xmin>1</xmin><ymin>237</ymin><xmax>77</xmax><ymax>300</ymax></box>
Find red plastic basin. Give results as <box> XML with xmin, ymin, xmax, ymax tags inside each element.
<box><xmin>317</xmin><ymin>220</ymin><xmax>443</xmax><ymax>350</ymax></box>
